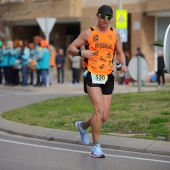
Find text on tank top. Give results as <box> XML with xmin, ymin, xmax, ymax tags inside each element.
<box><xmin>82</xmin><ymin>27</ymin><xmax>117</xmax><ymax>75</ymax></box>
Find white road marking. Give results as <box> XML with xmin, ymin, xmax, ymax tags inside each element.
<box><xmin>0</xmin><ymin>139</ymin><xmax>170</xmax><ymax>164</ymax></box>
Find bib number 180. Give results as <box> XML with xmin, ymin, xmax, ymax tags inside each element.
<box><xmin>91</xmin><ymin>73</ymin><xmax>108</xmax><ymax>84</ymax></box>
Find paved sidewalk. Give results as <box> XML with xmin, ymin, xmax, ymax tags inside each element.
<box><xmin>0</xmin><ymin>82</ymin><xmax>170</xmax><ymax>156</ymax></box>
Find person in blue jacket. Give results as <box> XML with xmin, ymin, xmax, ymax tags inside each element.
<box><xmin>2</xmin><ymin>41</ymin><xmax>13</xmax><ymax>85</ymax></box>
<box><xmin>36</xmin><ymin>40</ymin><xmax>50</xmax><ymax>87</ymax></box>
<box><xmin>33</xmin><ymin>36</ymin><xmax>42</xmax><ymax>86</ymax></box>
<box><xmin>21</xmin><ymin>40</ymin><xmax>30</xmax><ymax>86</ymax></box>
<box><xmin>6</xmin><ymin>41</ymin><xmax>15</xmax><ymax>85</ymax></box>
<box><xmin>10</xmin><ymin>39</ymin><xmax>22</xmax><ymax>85</ymax></box>
<box><xmin>0</xmin><ymin>41</ymin><xmax>3</xmax><ymax>84</ymax></box>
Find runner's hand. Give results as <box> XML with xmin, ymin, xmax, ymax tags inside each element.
<box><xmin>81</xmin><ymin>50</ymin><xmax>97</xmax><ymax>58</ymax></box>
<box><xmin>121</xmin><ymin>65</ymin><xmax>128</xmax><ymax>73</ymax></box>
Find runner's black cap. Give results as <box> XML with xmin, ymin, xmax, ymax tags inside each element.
<box><xmin>98</xmin><ymin>5</ymin><xmax>113</xmax><ymax>16</ymax></box>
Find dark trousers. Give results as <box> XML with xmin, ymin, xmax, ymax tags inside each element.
<box><xmin>3</xmin><ymin>67</ymin><xmax>10</xmax><ymax>84</ymax></box>
<box><xmin>72</xmin><ymin>68</ymin><xmax>80</xmax><ymax>84</ymax></box>
<box><xmin>157</xmin><ymin>70</ymin><xmax>165</xmax><ymax>85</ymax></box>
<box><xmin>22</xmin><ymin>65</ymin><xmax>28</xmax><ymax>86</ymax></box>
<box><xmin>36</xmin><ymin>69</ymin><xmax>41</xmax><ymax>85</ymax></box>
<box><xmin>41</xmin><ymin>69</ymin><xmax>48</xmax><ymax>86</ymax></box>
<box><xmin>12</xmin><ymin>69</ymin><xmax>20</xmax><ymax>85</ymax></box>
<box><xmin>57</xmin><ymin>67</ymin><xmax>64</xmax><ymax>83</ymax></box>
<box><xmin>8</xmin><ymin>67</ymin><xmax>13</xmax><ymax>84</ymax></box>
<box><xmin>29</xmin><ymin>69</ymin><xmax>34</xmax><ymax>84</ymax></box>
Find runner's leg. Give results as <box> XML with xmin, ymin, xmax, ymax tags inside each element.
<box><xmin>85</xmin><ymin>85</ymin><xmax>105</xmax><ymax>142</ymax></box>
<box><xmin>102</xmin><ymin>94</ymin><xmax>112</xmax><ymax>122</ymax></box>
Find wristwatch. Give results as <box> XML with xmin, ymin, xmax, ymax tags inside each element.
<box><xmin>121</xmin><ymin>63</ymin><xmax>126</xmax><ymax>66</ymax></box>
<box><xmin>78</xmin><ymin>50</ymin><xmax>82</xmax><ymax>56</ymax></box>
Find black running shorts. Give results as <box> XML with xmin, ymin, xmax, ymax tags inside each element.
<box><xmin>84</xmin><ymin>72</ymin><xmax>114</xmax><ymax>95</ymax></box>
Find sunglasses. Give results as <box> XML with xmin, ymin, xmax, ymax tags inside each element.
<box><xmin>98</xmin><ymin>13</ymin><xmax>112</xmax><ymax>20</ymax></box>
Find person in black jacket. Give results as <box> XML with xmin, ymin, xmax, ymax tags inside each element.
<box><xmin>56</xmin><ymin>48</ymin><xmax>65</xmax><ymax>83</ymax></box>
<box><xmin>136</xmin><ymin>47</ymin><xmax>145</xmax><ymax>58</ymax></box>
<box><xmin>157</xmin><ymin>50</ymin><xmax>165</xmax><ymax>88</ymax></box>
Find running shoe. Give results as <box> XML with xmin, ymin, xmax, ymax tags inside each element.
<box><xmin>90</xmin><ymin>144</ymin><xmax>105</xmax><ymax>158</ymax></box>
<box><xmin>75</xmin><ymin>121</ymin><xmax>89</xmax><ymax>145</ymax></box>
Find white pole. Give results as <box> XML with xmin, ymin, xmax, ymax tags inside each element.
<box><xmin>118</xmin><ymin>0</ymin><xmax>122</xmax><ymax>9</ymax></box>
<box><xmin>45</xmin><ymin>17</ymin><xmax>49</xmax><ymax>43</ymax></box>
<box><xmin>137</xmin><ymin>56</ymin><xmax>142</xmax><ymax>92</ymax></box>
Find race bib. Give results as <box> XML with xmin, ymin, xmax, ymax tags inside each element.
<box><xmin>91</xmin><ymin>73</ymin><xmax>108</xmax><ymax>84</ymax></box>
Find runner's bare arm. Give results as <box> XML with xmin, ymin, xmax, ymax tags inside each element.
<box><xmin>115</xmin><ymin>30</ymin><xmax>128</xmax><ymax>72</ymax></box>
<box><xmin>67</xmin><ymin>29</ymin><xmax>97</xmax><ymax>58</ymax></box>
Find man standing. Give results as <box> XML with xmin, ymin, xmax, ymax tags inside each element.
<box><xmin>56</xmin><ymin>48</ymin><xmax>65</xmax><ymax>83</ymax></box>
<box><xmin>67</xmin><ymin>5</ymin><xmax>128</xmax><ymax>158</ymax></box>
<box><xmin>68</xmin><ymin>54</ymin><xmax>81</xmax><ymax>85</ymax></box>
<box><xmin>136</xmin><ymin>47</ymin><xmax>145</xmax><ymax>59</ymax></box>
<box><xmin>157</xmin><ymin>50</ymin><xmax>165</xmax><ymax>88</ymax></box>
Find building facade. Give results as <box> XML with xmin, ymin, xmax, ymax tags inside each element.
<box><xmin>0</xmin><ymin>0</ymin><xmax>170</xmax><ymax>78</ymax></box>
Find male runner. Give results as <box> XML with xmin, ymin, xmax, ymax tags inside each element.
<box><xmin>67</xmin><ymin>5</ymin><xmax>128</xmax><ymax>158</ymax></box>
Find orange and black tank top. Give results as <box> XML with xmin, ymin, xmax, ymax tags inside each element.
<box><xmin>82</xmin><ymin>26</ymin><xmax>117</xmax><ymax>75</ymax></box>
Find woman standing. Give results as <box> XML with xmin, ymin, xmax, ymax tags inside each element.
<box><xmin>21</xmin><ymin>40</ymin><xmax>30</xmax><ymax>86</ymax></box>
<box><xmin>10</xmin><ymin>39</ymin><xmax>22</xmax><ymax>85</ymax></box>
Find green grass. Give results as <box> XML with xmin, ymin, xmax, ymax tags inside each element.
<box><xmin>1</xmin><ymin>90</ymin><xmax>170</xmax><ymax>141</ymax></box>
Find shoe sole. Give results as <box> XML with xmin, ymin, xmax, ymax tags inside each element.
<box><xmin>75</xmin><ymin>122</ymin><xmax>89</xmax><ymax>146</ymax></box>
<box><xmin>90</xmin><ymin>153</ymin><xmax>105</xmax><ymax>158</ymax></box>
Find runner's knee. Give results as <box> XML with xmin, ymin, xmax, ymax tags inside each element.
<box><xmin>102</xmin><ymin>114</ymin><xmax>109</xmax><ymax>122</ymax></box>
<box><xmin>94</xmin><ymin>108</ymin><xmax>104</xmax><ymax>118</ymax></box>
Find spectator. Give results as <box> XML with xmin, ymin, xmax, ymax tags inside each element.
<box><xmin>28</xmin><ymin>43</ymin><xmax>36</xmax><ymax>85</ymax></box>
<box><xmin>157</xmin><ymin>50</ymin><xmax>165</xmax><ymax>88</ymax></box>
<box><xmin>2</xmin><ymin>41</ymin><xmax>12</xmax><ymax>85</ymax></box>
<box><xmin>56</xmin><ymin>48</ymin><xmax>65</xmax><ymax>83</ymax></box>
<box><xmin>10</xmin><ymin>39</ymin><xmax>22</xmax><ymax>85</ymax></box>
<box><xmin>33</xmin><ymin>35</ymin><xmax>42</xmax><ymax>86</ymax></box>
<box><xmin>0</xmin><ymin>41</ymin><xmax>3</xmax><ymax>84</ymax></box>
<box><xmin>36</xmin><ymin>40</ymin><xmax>50</xmax><ymax>87</ymax></box>
<box><xmin>21</xmin><ymin>40</ymin><xmax>30</xmax><ymax>86</ymax></box>
<box><xmin>68</xmin><ymin>54</ymin><xmax>81</xmax><ymax>85</ymax></box>
<box><xmin>136</xmin><ymin>47</ymin><xmax>145</xmax><ymax>58</ymax></box>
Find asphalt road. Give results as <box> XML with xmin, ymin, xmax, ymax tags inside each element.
<box><xmin>0</xmin><ymin>131</ymin><xmax>170</xmax><ymax>170</ymax></box>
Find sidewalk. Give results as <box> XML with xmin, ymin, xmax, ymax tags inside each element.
<box><xmin>0</xmin><ymin>82</ymin><xmax>170</xmax><ymax>156</ymax></box>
